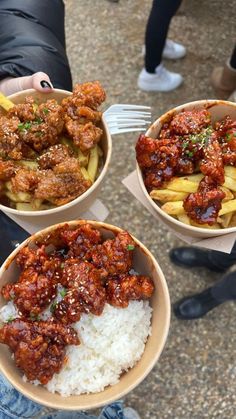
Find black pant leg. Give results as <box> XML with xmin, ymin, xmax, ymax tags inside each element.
<box><xmin>207</xmin><ymin>240</ymin><xmax>236</xmax><ymax>271</ymax></box>
<box><xmin>145</xmin><ymin>0</ymin><xmax>182</xmax><ymax>72</ymax></box>
<box><xmin>211</xmin><ymin>271</ymin><xmax>236</xmax><ymax>301</ymax></box>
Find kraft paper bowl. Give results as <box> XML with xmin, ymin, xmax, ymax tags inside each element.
<box><xmin>0</xmin><ymin>89</ymin><xmax>112</xmax><ymax>231</ymax></box>
<box><xmin>136</xmin><ymin>100</ymin><xmax>236</xmax><ymax>239</ymax></box>
<box><xmin>0</xmin><ymin>219</ymin><xmax>170</xmax><ymax>410</ymax></box>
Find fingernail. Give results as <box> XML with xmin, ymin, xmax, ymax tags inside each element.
<box><xmin>40</xmin><ymin>80</ymin><xmax>52</xmax><ymax>89</ymax></box>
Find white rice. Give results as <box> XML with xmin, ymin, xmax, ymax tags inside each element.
<box><xmin>0</xmin><ymin>300</ymin><xmax>152</xmax><ymax>396</ymax></box>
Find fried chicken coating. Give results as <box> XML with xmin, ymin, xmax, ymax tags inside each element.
<box><xmin>15</xmin><ymin>245</ymin><xmax>63</xmax><ymax>280</ymax></box>
<box><xmin>92</xmin><ymin>231</ymin><xmax>136</xmax><ymax>276</ymax></box>
<box><xmin>200</xmin><ymin>135</ymin><xmax>225</xmax><ymax>184</ymax></box>
<box><xmin>106</xmin><ymin>274</ymin><xmax>154</xmax><ymax>308</ymax></box>
<box><xmin>60</xmin><ymin>223</ymin><xmax>102</xmax><ymax>259</ymax></box>
<box><xmin>35</xmin><ymin>158</ymin><xmax>91</xmax><ymax>203</ymax></box>
<box><xmin>18</xmin><ymin>99</ymin><xmax>64</xmax><ymax>152</ymax></box>
<box><xmin>65</xmin><ymin>120</ymin><xmax>103</xmax><ymax>152</ymax></box>
<box><xmin>136</xmin><ymin>135</ymin><xmax>180</xmax><ymax>189</ymax></box>
<box><xmin>1</xmin><ymin>268</ymin><xmax>57</xmax><ymax>317</ymax></box>
<box><xmin>54</xmin><ymin>261</ymin><xmax>106</xmax><ymax>324</ymax></box>
<box><xmin>0</xmin><ymin>159</ymin><xmax>17</xmax><ymax>181</ymax></box>
<box><xmin>62</xmin><ymin>81</ymin><xmax>106</xmax><ymax>113</ymax></box>
<box><xmin>8</xmin><ymin>97</ymin><xmax>36</xmax><ymax>121</ymax></box>
<box><xmin>183</xmin><ymin>178</ymin><xmax>225</xmax><ymax>225</ymax></box>
<box><xmin>0</xmin><ymin>116</ymin><xmax>22</xmax><ymax>160</ymax></box>
<box><xmin>170</xmin><ymin>110</ymin><xmax>211</xmax><ymax>135</ymax></box>
<box><xmin>37</xmin><ymin>144</ymin><xmax>73</xmax><ymax>170</ymax></box>
<box><xmin>11</xmin><ymin>167</ymin><xmax>39</xmax><ymax>193</ymax></box>
<box><xmin>0</xmin><ymin>319</ymin><xmax>79</xmax><ymax>384</ymax></box>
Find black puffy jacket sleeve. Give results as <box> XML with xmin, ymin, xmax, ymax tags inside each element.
<box><xmin>0</xmin><ymin>0</ymin><xmax>72</xmax><ymax>90</ymax></box>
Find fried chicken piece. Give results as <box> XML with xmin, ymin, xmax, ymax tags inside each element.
<box><xmin>8</xmin><ymin>97</ymin><xmax>36</xmax><ymax>121</ymax></box>
<box><xmin>35</xmin><ymin>158</ymin><xmax>91</xmax><ymax>203</ymax></box>
<box><xmin>170</xmin><ymin>110</ymin><xmax>211</xmax><ymax>135</ymax></box>
<box><xmin>183</xmin><ymin>182</ymin><xmax>225</xmax><ymax>225</ymax></box>
<box><xmin>136</xmin><ymin>135</ymin><xmax>180</xmax><ymax>171</ymax></box>
<box><xmin>0</xmin><ymin>159</ymin><xmax>17</xmax><ymax>181</ymax></box>
<box><xmin>62</xmin><ymin>81</ymin><xmax>106</xmax><ymax>113</ymax></box>
<box><xmin>54</xmin><ymin>261</ymin><xmax>106</xmax><ymax>324</ymax></box>
<box><xmin>0</xmin><ymin>116</ymin><xmax>23</xmax><ymax>160</ymax></box>
<box><xmin>92</xmin><ymin>231</ymin><xmax>136</xmax><ymax>276</ymax></box>
<box><xmin>215</xmin><ymin>115</ymin><xmax>236</xmax><ymax>135</ymax></box>
<box><xmin>18</xmin><ymin>99</ymin><xmax>64</xmax><ymax>152</ymax></box>
<box><xmin>0</xmin><ymin>319</ymin><xmax>79</xmax><ymax>384</ymax></box>
<box><xmin>1</xmin><ymin>268</ymin><xmax>57</xmax><ymax>317</ymax></box>
<box><xmin>60</xmin><ymin>223</ymin><xmax>102</xmax><ymax>259</ymax></box>
<box><xmin>144</xmin><ymin>166</ymin><xmax>174</xmax><ymax>189</ymax></box>
<box><xmin>221</xmin><ymin>128</ymin><xmax>236</xmax><ymax>166</ymax></box>
<box><xmin>15</xmin><ymin>245</ymin><xmax>63</xmax><ymax>281</ymax></box>
<box><xmin>11</xmin><ymin>167</ymin><xmax>39</xmax><ymax>193</ymax></box>
<box><xmin>38</xmin><ymin>144</ymin><xmax>73</xmax><ymax>169</ymax></box>
<box><xmin>106</xmin><ymin>274</ymin><xmax>155</xmax><ymax>308</ymax></box>
<box><xmin>200</xmin><ymin>135</ymin><xmax>224</xmax><ymax>184</ymax></box>
<box><xmin>65</xmin><ymin>120</ymin><xmax>103</xmax><ymax>151</ymax></box>
<box><xmin>176</xmin><ymin>157</ymin><xmax>195</xmax><ymax>175</ymax></box>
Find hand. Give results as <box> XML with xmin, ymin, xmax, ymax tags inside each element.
<box><xmin>0</xmin><ymin>72</ymin><xmax>53</xmax><ymax>96</ymax></box>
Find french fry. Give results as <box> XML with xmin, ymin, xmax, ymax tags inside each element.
<box><xmin>97</xmin><ymin>145</ymin><xmax>103</xmax><ymax>157</ymax></box>
<box><xmin>87</xmin><ymin>145</ymin><xmax>99</xmax><ymax>182</ymax></box>
<box><xmin>177</xmin><ymin>214</ymin><xmax>191</xmax><ymax>225</ymax></box>
<box><xmin>6</xmin><ymin>191</ymin><xmax>32</xmax><ymax>203</ymax></box>
<box><xmin>220</xmin><ymin>186</ymin><xmax>234</xmax><ymax>201</ymax></box>
<box><xmin>225</xmin><ymin>166</ymin><xmax>236</xmax><ymax>180</ymax></box>
<box><xmin>150</xmin><ymin>189</ymin><xmax>188</xmax><ymax>202</ymax></box>
<box><xmin>81</xmin><ymin>167</ymin><xmax>92</xmax><ymax>182</ymax></box>
<box><xmin>190</xmin><ymin>221</ymin><xmax>221</xmax><ymax>229</ymax></box>
<box><xmin>0</xmin><ymin>92</ymin><xmax>14</xmax><ymax>111</ymax></box>
<box><xmin>223</xmin><ymin>176</ymin><xmax>236</xmax><ymax>192</ymax></box>
<box><xmin>229</xmin><ymin>214</ymin><xmax>236</xmax><ymax>227</ymax></box>
<box><xmin>161</xmin><ymin>201</ymin><xmax>185</xmax><ymax>215</ymax></box>
<box><xmin>220</xmin><ymin>212</ymin><xmax>233</xmax><ymax>228</ymax></box>
<box><xmin>219</xmin><ymin>199</ymin><xmax>236</xmax><ymax>216</ymax></box>
<box><xmin>78</xmin><ymin>150</ymin><xmax>89</xmax><ymax>167</ymax></box>
<box><xmin>17</xmin><ymin>160</ymin><xmax>38</xmax><ymax>170</ymax></box>
<box><xmin>165</xmin><ymin>177</ymin><xmax>198</xmax><ymax>193</ymax></box>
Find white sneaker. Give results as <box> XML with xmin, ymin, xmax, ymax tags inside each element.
<box><xmin>163</xmin><ymin>39</ymin><xmax>186</xmax><ymax>60</ymax></box>
<box><xmin>142</xmin><ymin>39</ymin><xmax>186</xmax><ymax>60</ymax></box>
<box><xmin>124</xmin><ymin>407</ymin><xmax>141</xmax><ymax>419</ymax></box>
<box><xmin>138</xmin><ymin>64</ymin><xmax>183</xmax><ymax>92</ymax></box>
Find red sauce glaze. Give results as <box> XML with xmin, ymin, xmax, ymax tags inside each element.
<box><xmin>136</xmin><ymin>110</ymin><xmax>236</xmax><ymax>225</ymax></box>
<box><xmin>0</xmin><ymin>224</ymin><xmax>155</xmax><ymax>382</ymax></box>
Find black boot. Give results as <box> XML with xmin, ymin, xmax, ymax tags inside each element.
<box><xmin>170</xmin><ymin>247</ymin><xmax>231</xmax><ymax>272</ymax></box>
<box><xmin>174</xmin><ymin>271</ymin><xmax>236</xmax><ymax>320</ymax></box>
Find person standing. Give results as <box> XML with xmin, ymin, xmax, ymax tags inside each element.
<box><xmin>138</xmin><ymin>0</ymin><xmax>186</xmax><ymax>92</ymax></box>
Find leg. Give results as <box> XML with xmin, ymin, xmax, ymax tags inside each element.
<box><xmin>0</xmin><ymin>212</ymin><xmax>29</xmax><ymax>265</ymax></box>
<box><xmin>174</xmin><ymin>270</ymin><xmax>236</xmax><ymax>320</ymax></box>
<box><xmin>170</xmin><ymin>241</ymin><xmax>236</xmax><ymax>272</ymax></box>
<box><xmin>145</xmin><ymin>0</ymin><xmax>182</xmax><ymax>72</ymax></box>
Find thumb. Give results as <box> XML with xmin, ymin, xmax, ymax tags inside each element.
<box><xmin>0</xmin><ymin>72</ymin><xmax>53</xmax><ymax>96</ymax></box>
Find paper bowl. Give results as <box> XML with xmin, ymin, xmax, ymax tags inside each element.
<box><xmin>136</xmin><ymin>100</ymin><xmax>236</xmax><ymax>239</ymax></box>
<box><xmin>0</xmin><ymin>220</ymin><xmax>170</xmax><ymax>410</ymax></box>
<box><xmin>0</xmin><ymin>89</ymin><xmax>112</xmax><ymax>231</ymax></box>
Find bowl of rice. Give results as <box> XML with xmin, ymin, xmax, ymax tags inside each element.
<box><xmin>0</xmin><ymin>220</ymin><xmax>170</xmax><ymax>410</ymax></box>
<box><xmin>136</xmin><ymin>100</ymin><xmax>236</xmax><ymax>239</ymax></box>
<box><xmin>0</xmin><ymin>84</ymin><xmax>112</xmax><ymax>232</ymax></box>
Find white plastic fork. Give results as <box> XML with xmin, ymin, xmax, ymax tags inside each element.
<box><xmin>104</xmin><ymin>104</ymin><xmax>152</xmax><ymax>135</ymax></box>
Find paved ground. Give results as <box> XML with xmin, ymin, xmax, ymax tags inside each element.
<box><xmin>65</xmin><ymin>1</ymin><xmax>236</xmax><ymax>418</ymax></box>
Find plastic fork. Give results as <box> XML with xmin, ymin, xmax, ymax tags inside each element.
<box><xmin>104</xmin><ymin>104</ymin><xmax>152</xmax><ymax>135</ymax></box>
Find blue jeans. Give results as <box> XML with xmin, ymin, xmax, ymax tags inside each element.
<box><xmin>0</xmin><ymin>374</ymin><xmax>125</xmax><ymax>419</ymax></box>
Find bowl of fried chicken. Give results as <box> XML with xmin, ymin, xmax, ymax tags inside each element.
<box><xmin>0</xmin><ymin>82</ymin><xmax>112</xmax><ymax>230</ymax></box>
<box><xmin>136</xmin><ymin>100</ymin><xmax>236</xmax><ymax>238</ymax></box>
<box><xmin>0</xmin><ymin>220</ymin><xmax>170</xmax><ymax>410</ymax></box>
